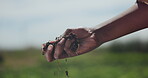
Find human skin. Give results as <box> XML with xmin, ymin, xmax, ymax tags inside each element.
<box><xmin>42</xmin><ymin>2</ymin><xmax>148</xmax><ymax>62</ymax></box>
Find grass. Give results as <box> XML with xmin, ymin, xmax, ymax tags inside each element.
<box><xmin>0</xmin><ymin>49</ymin><xmax>148</xmax><ymax>78</ymax></box>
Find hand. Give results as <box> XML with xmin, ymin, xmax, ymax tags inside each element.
<box><xmin>42</xmin><ymin>28</ymin><xmax>102</xmax><ymax>62</ymax></box>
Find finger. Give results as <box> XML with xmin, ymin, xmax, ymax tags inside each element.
<box><xmin>42</xmin><ymin>40</ymin><xmax>57</xmax><ymax>54</ymax></box>
<box><xmin>64</xmin><ymin>48</ymin><xmax>77</xmax><ymax>57</ymax></box>
<box><xmin>64</xmin><ymin>39</ymin><xmax>77</xmax><ymax>57</ymax></box>
<box><xmin>54</xmin><ymin>38</ymin><xmax>66</xmax><ymax>59</ymax></box>
<box><xmin>41</xmin><ymin>44</ymin><xmax>46</xmax><ymax>55</ymax></box>
<box><xmin>62</xmin><ymin>29</ymin><xmax>72</xmax><ymax>36</ymax></box>
<box><xmin>71</xmin><ymin>28</ymin><xmax>92</xmax><ymax>38</ymax></box>
<box><xmin>76</xmin><ymin>35</ymin><xmax>98</xmax><ymax>55</ymax></box>
<box><xmin>65</xmin><ymin>39</ymin><xmax>75</xmax><ymax>48</ymax></box>
<box><xmin>49</xmin><ymin>40</ymin><xmax>57</xmax><ymax>43</ymax></box>
<box><xmin>45</xmin><ymin>45</ymin><xmax>54</xmax><ymax>62</ymax></box>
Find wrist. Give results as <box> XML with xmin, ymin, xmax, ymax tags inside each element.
<box><xmin>89</xmin><ymin>27</ymin><xmax>105</xmax><ymax>45</ymax></box>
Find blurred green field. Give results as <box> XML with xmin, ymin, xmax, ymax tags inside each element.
<box><xmin>0</xmin><ymin>49</ymin><xmax>148</xmax><ymax>78</ymax></box>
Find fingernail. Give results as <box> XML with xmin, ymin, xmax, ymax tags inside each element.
<box><xmin>47</xmin><ymin>45</ymin><xmax>52</xmax><ymax>50</ymax></box>
<box><xmin>54</xmin><ymin>54</ymin><xmax>59</xmax><ymax>59</ymax></box>
<box><xmin>54</xmin><ymin>56</ymin><xmax>58</xmax><ymax>59</ymax></box>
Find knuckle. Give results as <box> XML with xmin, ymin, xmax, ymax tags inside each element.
<box><xmin>42</xmin><ymin>43</ymin><xmax>46</xmax><ymax>46</ymax></box>
<box><xmin>65</xmin><ymin>28</ymin><xmax>72</xmax><ymax>34</ymax></box>
<box><xmin>66</xmin><ymin>28</ymin><xmax>72</xmax><ymax>31</ymax></box>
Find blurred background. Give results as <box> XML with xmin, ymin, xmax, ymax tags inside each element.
<box><xmin>0</xmin><ymin>0</ymin><xmax>148</xmax><ymax>78</ymax></box>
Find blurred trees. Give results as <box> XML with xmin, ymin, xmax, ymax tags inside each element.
<box><xmin>108</xmin><ymin>40</ymin><xmax>148</xmax><ymax>52</ymax></box>
<box><xmin>0</xmin><ymin>53</ymin><xmax>4</xmax><ymax>65</ymax></box>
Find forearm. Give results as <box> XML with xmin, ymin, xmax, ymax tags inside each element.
<box><xmin>92</xmin><ymin>2</ymin><xmax>148</xmax><ymax>43</ymax></box>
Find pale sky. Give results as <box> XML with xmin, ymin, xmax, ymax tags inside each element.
<box><xmin>0</xmin><ymin>0</ymin><xmax>147</xmax><ymax>50</ymax></box>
